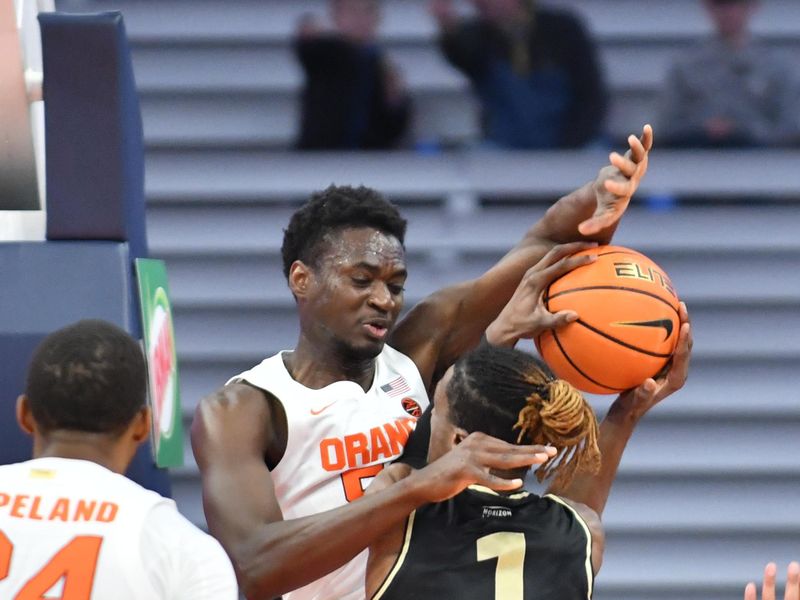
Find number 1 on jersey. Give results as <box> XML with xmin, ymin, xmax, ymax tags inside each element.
<box><xmin>476</xmin><ymin>531</ymin><xmax>526</xmax><ymax>600</ymax></box>
<box><xmin>0</xmin><ymin>531</ymin><xmax>102</xmax><ymax>599</ymax></box>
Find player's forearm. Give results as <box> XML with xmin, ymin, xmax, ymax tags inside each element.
<box><xmin>231</xmin><ymin>475</ymin><xmax>429</xmax><ymax>599</ymax></box>
<box><xmin>488</xmin><ymin>182</ymin><xmax>609</xmax><ymax>291</ymax></box>
<box><xmin>546</xmin><ymin>402</ymin><xmax>639</xmax><ymax>515</ymax></box>
<box><xmin>530</xmin><ymin>181</ymin><xmax>617</xmax><ymax>245</ymax></box>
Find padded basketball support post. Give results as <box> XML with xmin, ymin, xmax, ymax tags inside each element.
<box><xmin>39</xmin><ymin>11</ymin><xmax>147</xmax><ymax>259</ymax></box>
<box><xmin>0</xmin><ymin>242</ymin><xmax>171</xmax><ymax>497</ymax></box>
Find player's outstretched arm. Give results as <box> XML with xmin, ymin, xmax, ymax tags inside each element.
<box><xmin>391</xmin><ymin>126</ymin><xmax>653</xmax><ymax>389</ymax></box>
<box><xmin>745</xmin><ymin>562</ymin><xmax>800</xmax><ymax>600</ymax></box>
<box><xmin>547</xmin><ymin>302</ymin><xmax>693</xmax><ymax>515</ymax></box>
<box><xmin>192</xmin><ymin>384</ymin><xmax>553</xmax><ymax>599</ymax></box>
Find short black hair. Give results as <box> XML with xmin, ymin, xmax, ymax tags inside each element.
<box><xmin>25</xmin><ymin>319</ymin><xmax>147</xmax><ymax>435</ymax></box>
<box><xmin>281</xmin><ymin>185</ymin><xmax>407</xmax><ymax>279</ymax></box>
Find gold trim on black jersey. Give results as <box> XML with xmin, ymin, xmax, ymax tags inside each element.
<box><xmin>468</xmin><ymin>484</ymin><xmax>531</xmax><ymax>501</ymax></box>
<box><xmin>372</xmin><ymin>509</ymin><xmax>417</xmax><ymax>599</ymax></box>
<box><xmin>544</xmin><ymin>494</ymin><xmax>594</xmax><ymax>599</ymax></box>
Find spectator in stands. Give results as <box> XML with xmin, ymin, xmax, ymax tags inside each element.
<box><xmin>430</xmin><ymin>0</ymin><xmax>607</xmax><ymax>149</ymax></box>
<box><xmin>295</xmin><ymin>0</ymin><xmax>412</xmax><ymax>150</ymax></box>
<box><xmin>658</xmin><ymin>0</ymin><xmax>800</xmax><ymax>148</ymax></box>
<box><xmin>745</xmin><ymin>562</ymin><xmax>800</xmax><ymax>600</ymax></box>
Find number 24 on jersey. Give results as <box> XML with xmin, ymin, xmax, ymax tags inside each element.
<box><xmin>0</xmin><ymin>531</ymin><xmax>102</xmax><ymax>600</ymax></box>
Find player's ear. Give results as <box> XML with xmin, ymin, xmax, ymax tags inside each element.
<box><xmin>288</xmin><ymin>260</ymin><xmax>313</xmax><ymax>298</ymax></box>
<box><xmin>130</xmin><ymin>407</ymin><xmax>151</xmax><ymax>444</ymax></box>
<box><xmin>16</xmin><ymin>395</ymin><xmax>36</xmax><ymax>435</ymax></box>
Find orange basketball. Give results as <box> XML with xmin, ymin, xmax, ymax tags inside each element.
<box><xmin>535</xmin><ymin>245</ymin><xmax>680</xmax><ymax>394</ymax></box>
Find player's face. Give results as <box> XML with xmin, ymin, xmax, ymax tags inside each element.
<box><xmin>304</xmin><ymin>227</ymin><xmax>407</xmax><ymax>360</ymax></box>
<box><xmin>427</xmin><ymin>366</ymin><xmax>457</xmax><ymax>463</ymax></box>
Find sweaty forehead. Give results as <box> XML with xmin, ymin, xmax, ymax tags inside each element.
<box><xmin>322</xmin><ymin>227</ymin><xmax>405</xmax><ymax>267</ymax></box>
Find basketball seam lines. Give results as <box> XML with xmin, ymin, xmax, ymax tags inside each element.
<box><xmin>596</xmin><ymin>250</ymin><xmax>645</xmax><ymax>258</ymax></box>
<box><xmin>551</xmin><ymin>330</ymin><xmax>621</xmax><ymax>392</ymax></box>
<box><xmin>575</xmin><ymin>319</ymin><xmax>673</xmax><ymax>358</ymax></box>
<box><xmin>547</xmin><ymin>285</ymin><xmax>680</xmax><ymax>315</ymax></box>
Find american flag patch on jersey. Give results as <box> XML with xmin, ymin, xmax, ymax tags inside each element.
<box><xmin>381</xmin><ymin>376</ymin><xmax>411</xmax><ymax>397</ymax></box>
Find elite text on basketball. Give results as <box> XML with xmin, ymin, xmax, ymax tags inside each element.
<box><xmin>613</xmin><ymin>261</ymin><xmax>677</xmax><ymax>297</ymax></box>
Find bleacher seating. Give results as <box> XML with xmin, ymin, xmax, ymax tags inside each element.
<box><xmin>51</xmin><ymin>1</ymin><xmax>800</xmax><ymax>598</ymax></box>
<box><xmin>58</xmin><ymin>0</ymin><xmax>800</xmax><ymax>147</ymax></box>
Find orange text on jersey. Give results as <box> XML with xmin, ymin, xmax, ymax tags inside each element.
<box><xmin>0</xmin><ymin>493</ymin><xmax>118</xmax><ymax>523</ymax></box>
<box><xmin>320</xmin><ymin>417</ymin><xmax>417</xmax><ymax>472</ymax></box>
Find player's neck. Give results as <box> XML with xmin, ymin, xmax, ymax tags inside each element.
<box><xmin>34</xmin><ymin>431</ymin><xmax>127</xmax><ymax>474</ymax></box>
<box><xmin>287</xmin><ymin>339</ymin><xmax>376</xmax><ymax>391</ymax></box>
<box><xmin>490</xmin><ymin>467</ymin><xmax>529</xmax><ymax>487</ymax></box>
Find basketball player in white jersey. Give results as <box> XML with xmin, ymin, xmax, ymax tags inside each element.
<box><xmin>0</xmin><ymin>319</ymin><xmax>237</xmax><ymax>599</ymax></box>
<box><xmin>192</xmin><ymin>127</ymin><xmax>657</xmax><ymax>599</ymax></box>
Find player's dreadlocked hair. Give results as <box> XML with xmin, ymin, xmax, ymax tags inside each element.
<box><xmin>447</xmin><ymin>344</ymin><xmax>600</xmax><ymax>490</ymax></box>
<box><xmin>281</xmin><ymin>185</ymin><xmax>407</xmax><ymax>280</ymax></box>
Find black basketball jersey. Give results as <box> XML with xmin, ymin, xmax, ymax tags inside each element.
<box><xmin>372</xmin><ymin>486</ymin><xmax>593</xmax><ymax>600</ymax></box>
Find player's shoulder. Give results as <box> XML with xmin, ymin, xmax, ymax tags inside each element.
<box><xmin>140</xmin><ymin>501</ymin><xmax>238</xmax><ymax>598</ymax></box>
<box><xmin>202</xmin><ymin>350</ymin><xmax>288</xmax><ymax>418</ymax></box>
<box><xmin>381</xmin><ymin>343</ymin><xmax>418</xmax><ymax>367</ymax></box>
<box><xmin>544</xmin><ymin>494</ymin><xmax>602</xmax><ymax>536</ymax></box>
<box><xmin>140</xmin><ymin>501</ymin><xmax>229</xmax><ymax>571</ymax></box>
<box><xmin>74</xmin><ymin>460</ymin><xmax>172</xmax><ymax>504</ymax></box>
<box><xmin>380</xmin><ymin>344</ymin><xmax>429</xmax><ymax>393</ymax></box>
<box><xmin>0</xmin><ymin>458</ymin><xmax>170</xmax><ymax>503</ymax></box>
<box><xmin>142</xmin><ymin>502</ymin><xmax>214</xmax><ymax>547</ymax></box>
<box><xmin>226</xmin><ymin>350</ymin><xmax>288</xmax><ymax>387</ymax></box>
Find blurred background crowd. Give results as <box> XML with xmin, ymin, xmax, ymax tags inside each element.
<box><xmin>294</xmin><ymin>0</ymin><xmax>800</xmax><ymax>151</ymax></box>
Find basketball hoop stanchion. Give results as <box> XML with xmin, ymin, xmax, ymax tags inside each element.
<box><xmin>0</xmin><ymin>10</ymin><xmax>173</xmax><ymax>498</ymax></box>
<box><xmin>0</xmin><ymin>1</ymin><xmax>41</xmax><ymax>213</ymax></box>
<box><xmin>25</xmin><ymin>68</ymin><xmax>43</xmax><ymax>102</ymax></box>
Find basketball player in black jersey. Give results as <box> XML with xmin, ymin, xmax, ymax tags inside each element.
<box><xmin>367</xmin><ymin>343</ymin><xmax>603</xmax><ymax>600</ymax></box>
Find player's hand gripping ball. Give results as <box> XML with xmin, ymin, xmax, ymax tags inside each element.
<box><xmin>535</xmin><ymin>246</ymin><xmax>680</xmax><ymax>394</ymax></box>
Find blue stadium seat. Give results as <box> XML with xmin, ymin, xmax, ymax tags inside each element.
<box><xmin>0</xmin><ymin>11</ymin><xmax>168</xmax><ymax>496</ymax></box>
<box><xmin>0</xmin><ymin>242</ymin><xmax>170</xmax><ymax>496</ymax></box>
<box><xmin>40</xmin><ymin>11</ymin><xmax>147</xmax><ymax>259</ymax></box>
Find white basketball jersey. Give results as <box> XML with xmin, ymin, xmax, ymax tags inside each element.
<box><xmin>0</xmin><ymin>457</ymin><xmax>237</xmax><ymax>600</ymax></box>
<box><xmin>232</xmin><ymin>344</ymin><xmax>430</xmax><ymax>600</ymax></box>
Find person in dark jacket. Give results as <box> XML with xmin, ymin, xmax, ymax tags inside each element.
<box><xmin>295</xmin><ymin>0</ymin><xmax>411</xmax><ymax>150</ymax></box>
<box><xmin>431</xmin><ymin>0</ymin><xmax>607</xmax><ymax>149</ymax></box>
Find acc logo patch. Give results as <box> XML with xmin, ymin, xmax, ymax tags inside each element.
<box><xmin>401</xmin><ymin>397</ymin><xmax>422</xmax><ymax>418</ymax></box>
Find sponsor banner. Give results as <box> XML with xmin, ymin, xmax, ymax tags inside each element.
<box><xmin>135</xmin><ymin>259</ymin><xmax>183</xmax><ymax>468</ymax></box>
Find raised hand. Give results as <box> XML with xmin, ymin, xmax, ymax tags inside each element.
<box><xmin>485</xmin><ymin>241</ymin><xmax>598</xmax><ymax>348</ymax></box>
<box><xmin>745</xmin><ymin>562</ymin><xmax>800</xmax><ymax>600</ymax></box>
<box><xmin>579</xmin><ymin>124</ymin><xmax>654</xmax><ymax>236</ymax></box>
<box><xmin>409</xmin><ymin>432</ymin><xmax>556</xmax><ymax>504</ymax></box>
